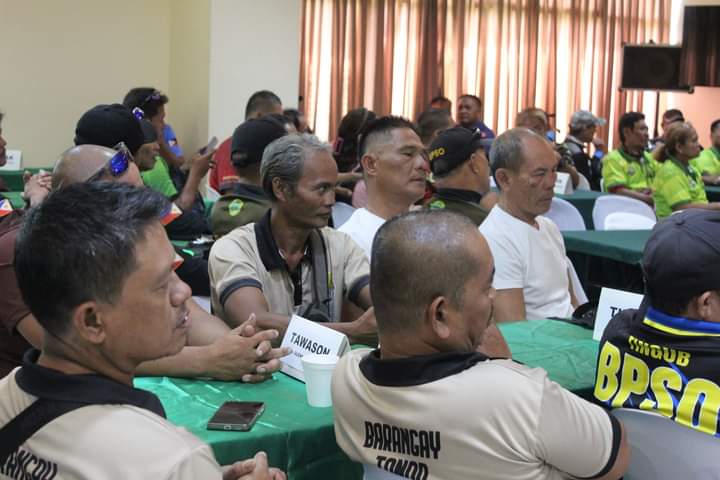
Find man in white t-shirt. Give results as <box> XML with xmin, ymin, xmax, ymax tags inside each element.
<box><xmin>332</xmin><ymin>210</ymin><xmax>629</xmax><ymax>480</ymax></box>
<box><xmin>339</xmin><ymin>116</ymin><xmax>428</xmax><ymax>258</ymax></box>
<box><xmin>480</xmin><ymin>128</ymin><xmax>577</xmax><ymax>321</ymax></box>
<box><xmin>1</xmin><ymin>182</ymin><xmax>284</xmax><ymax>479</ymax></box>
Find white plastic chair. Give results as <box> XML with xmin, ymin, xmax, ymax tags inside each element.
<box><xmin>363</xmin><ymin>464</ymin><xmax>405</xmax><ymax>480</ymax></box>
<box><xmin>592</xmin><ymin>195</ymin><xmax>656</xmax><ymax>231</ymax></box>
<box><xmin>612</xmin><ymin>408</ymin><xmax>720</xmax><ymax>479</ymax></box>
<box><xmin>567</xmin><ymin>258</ymin><xmax>588</xmax><ymax>305</ymax></box>
<box><xmin>600</xmin><ymin>177</ymin><xmax>605</xmax><ymax>192</ymax></box>
<box><xmin>332</xmin><ymin>202</ymin><xmax>356</xmax><ymax>228</ymax></box>
<box><xmin>576</xmin><ymin>172</ymin><xmax>591</xmax><ymax>191</ymax></box>
<box><xmin>604</xmin><ymin>212</ymin><xmax>656</xmax><ymax>230</ymax></box>
<box><xmin>544</xmin><ymin>197</ymin><xmax>586</xmax><ymax>231</ymax></box>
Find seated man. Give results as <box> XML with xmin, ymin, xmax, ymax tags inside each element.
<box><xmin>209</xmin><ymin>134</ymin><xmax>376</xmax><ymax>343</ymax></box>
<box><xmin>479</xmin><ymin>128</ymin><xmax>577</xmax><ymax>321</ymax></box>
<box><xmin>425</xmin><ymin>126</ymin><xmax>495</xmax><ymax>225</ymax></box>
<box><xmin>691</xmin><ymin>118</ymin><xmax>720</xmax><ymax>185</ymax></box>
<box><xmin>456</xmin><ymin>94</ymin><xmax>495</xmax><ymax>141</ymax></box>
<box><xmin>339</xmin><ymin>116</ymin><xmax>428</xmax><ymax>258</ymax></box>
<box><xmin>0</xmin><ymin>145</ymin><xmax>287</xmax><ymax>382</ymax></box>
<box><xmin>417</xmin><ymin>108</ymin><xmax>453</xmax><ymax>147</ymax></box>
<box><xmin>594</xmin><ymin>209</ymin><xmax>720</xmax><ymax>437</ymax></box>
<box><xmin>1</xmin><ymin>182</ymin><xmax>285</xmax><ymax>479</ymax></box>
<box><xmin>210</xmin><ymin>90</ymin><xmax>284</xmax><ymax>194</ymax></box>
<box><xmin>333</xmin><ymin>210</ymin><xmax>629</xmax><ymax>480</ymax></box>
<box><xmin>211</xmin><ymin>116</ymin><xmax>288</xmax><ymax>238</ymax></box>
<box><xmin>601</xmin><ymin>111</ymin><xmax>658</xmax><ymax>206</ymax></box>
<box><xmin>564</xmin><ymin>110</ymin><xmax>607</xmax><ymax>190</ymax></box>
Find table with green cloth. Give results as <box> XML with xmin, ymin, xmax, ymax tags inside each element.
<box><xmin>0</xmin><ymin>168</ymin><xmax>49</xmax><ymax>191</ymax></box>
<box><xmin>134</xmin><ymin>319</ymin><xmax>598</xmax><ymax>479</ymax></box>
<box><xmin>705</xmin><ymin>185</ymin><xmax>720</xmax><ymax>202</ymax></box>
<box><xmin>563</xmin><ymin>229</ymin><xmax>651</xmax><ymax>296</ymax></box>
<box><xmin>556</xmin><ymin>190</ymin><xmax>606</xmax><ymax>229</ymax></box>
<box><xmin>2</xmin><ymin>191</ymin><xmax>25</xmax><ymax>209</ymax></box>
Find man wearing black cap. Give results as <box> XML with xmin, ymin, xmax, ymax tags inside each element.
<box><xmin>425</xmin><ymin>127</ymin><xmax>496</xmax><ymax>225</ymax></box>
<box><xmin>210</xmin><ymin>116</ymin><xmax>288</xmax><ymax>238</ymax></box>
<box><xmin>594</xmin><ymin>209</ymin><xmax>720</xmax><ymax>437</ymax></box>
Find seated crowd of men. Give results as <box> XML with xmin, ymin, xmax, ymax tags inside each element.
<box><xmin>0</xmin><ymin>88</ymin><xmax>719</xmax><ymax>479</ymax></box>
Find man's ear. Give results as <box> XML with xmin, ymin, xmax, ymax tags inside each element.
<box><xmin>361</xmin><ymin>153</ymin><xmax>378</xmax><ymax>178</ymax></box>
<box><xmin>494</xmin><ymin>168</ymin><xmax>511</xmax><ymax>190</ymax></box>
<box><xmin>695</xmin><ymin>291</ymin><xmax>717</xmax><ymax>322</ymax></box>
<box><xmin>70</xmin><ymin>302</ymin><xmax>107</xmax><ymax>345</ymax></box>
<box><xmin>427</xmin><ymin>296</ymin><xmax>451</xmax><ymax>340</ymax></box>
<box><xmin>272</xmin><ymin>177</ymin><xmax>291</xmax><ymax>203</ymax></box>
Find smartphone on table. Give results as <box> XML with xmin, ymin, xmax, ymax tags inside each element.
<box><xmin>207</xmin><ymin>401</ymin><xmax>265</xmax><ymax>431</ymax></box>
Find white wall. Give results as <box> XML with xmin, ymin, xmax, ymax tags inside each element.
<box><xmin>208</xmin><ymin>0</ymin><xmax>301</xmax><ymax>142</ymax></box>
<box><xmin>0</xmin><ymin>0</ymin><xmax>171</xmax><ymax>167</ymax></box>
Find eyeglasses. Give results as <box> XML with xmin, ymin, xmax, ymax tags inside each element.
<box><xmin>86</xmin><ymin>142</ymin><xmax>132</xmax><ymax>183</ymax></box>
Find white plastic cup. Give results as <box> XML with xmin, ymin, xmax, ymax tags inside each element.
<box><xmin>301</xmin><ymin>354</ymin><xmax>339</xmax><ymax>407</ymax></box>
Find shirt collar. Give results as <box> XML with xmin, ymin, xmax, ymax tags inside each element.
<box><xmin>644</xmin><ymin>307</ymin><xmax>720</xmax><ymax>337</ymax></box>
<box><xmin>359</xmin><ymin>349</ymin><xmax>491</xmax><ymax>387</ymax></box>
<box><xmin>435</xmin><ymin>187</ymin><xmax>483</xmax><ymax>205</ymax></box>
<box><xmin>254</xmin><ymin>210</ymin><xmax>312</xmax><ymax>272</ymax></box>
<box><xmin>228</xmin><ymin>183</ymin><xmax>268</xmax><ymax>203</ymax></box>
<box><xmin>565</xmin><ymin>134</ymin><xmax>585</xmax><ymax>148</ymax></box>
<box><xmin>16</xmin><ymin>349</ymin><xmax>166</xmax><ymax>417</ymax></box>
<box><xmin>619</xmin><ymin>146</ymin><xmax>646</xmax><ymax>163</ymax></box>
<box><xmin>668</xmin><ymin>155</ymin><xmax>696</xmax><ymax>178</ymax></box>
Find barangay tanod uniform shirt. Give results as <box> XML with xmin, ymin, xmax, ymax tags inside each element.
<box><xmin>652</xmin><ymin>156</ymin><xmax>707</xmax><ymax>219</ymax></box>
<box><xmin>601</xmin><ymin>148</ymin><xmax>658</xmax><ymax>192</ymax></box>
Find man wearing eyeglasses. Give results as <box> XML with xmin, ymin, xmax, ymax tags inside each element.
<box><xmin>0</xmin><ymin>144</ymin><xmax>289</xmax><ymax>383</ymax></box>
<box><xmin>425</xmin><ymin>127</ymin><xmax>497</xmax><ymax>225</ymax></box>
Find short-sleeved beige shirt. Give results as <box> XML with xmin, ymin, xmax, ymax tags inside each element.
<box><xmin>333</xmin><ymin>348</ymin><xmax>622</xmax><ymax>480</ymax></box>
<box><xmin>209</xmin><ymin>212</ymin><xmax>370</xmax><ymax>322</ymax></box>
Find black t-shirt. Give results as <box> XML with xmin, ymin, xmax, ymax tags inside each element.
<box><xmin>594</xmin><ymin>306</ymin><xmax>720</xmax><ymax>437</ymax></box>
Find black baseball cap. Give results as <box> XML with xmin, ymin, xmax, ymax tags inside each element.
<box><xmin>428</xmin><ymin>127</ymin><xmax>487</xmax><ymax>177</ymax></box>
<box><xmin>231</xmin><ymin>116</ymin><xmax>287</xmax><ymax>168</ymax></box>
<box><xmin>74</xmin><ymin>104</ymin><xmax>145</xmax><ymax>156</ymax></box>
<box><xmin>643</xmin><ymin>210</ymin><xmax>720</xmax><ymax>302</ymax></box>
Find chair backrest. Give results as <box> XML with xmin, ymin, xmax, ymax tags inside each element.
<box><xmin>332</xmin><ymin>202</ymin><xmax>356</xmax><ymax>228</ymax></box>
<box><xmin>363</xmin><ymin>464</ymin><xmax>405</xmax><ymax>480</ymax></box>
<box><xmin>604</xmin><ymin>212</ymin><xmax>656</xmax><ymax>230</ymax></box>
<box><xmin>543</xmin><ymin>197</ymin><xmax>586</xmax><ymax>231</ymax></box>
<box><xmin>612</xmin><ymin>408</ymin><xmax>720</xmax><ymax>479</ymax></box>
<box><xmin>576</xmin><ymin>172</ymin><xmax>591</xmax><ymax>191</ymax></box>
<box><xmin>600</xmin><ymin>177</ymin><xmax>605</xmax><ymax>192</ymax></box>
<box><xmin>592</xmin><ymin>194</ymin><xmax>656</xmax><ymax>231</ymax></box>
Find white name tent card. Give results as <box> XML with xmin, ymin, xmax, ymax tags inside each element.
<box><xmin>554</xmin><ymin>171</ymin><xmax>573</xmax><ymax>195</ymax></box>
<box><xmin>0</xmin><ymin>150</ymin><xmax>22</xmax><ymax>171</ymax></box>
<box><xmin>594</xmin><ymin>287</ymin><xmax>643</xmax><ymax>340</ymax></box>
<box><xmin>280</xmin><ymin>315</ymin><xmax>349</xmax><ymax>381</ymax></box>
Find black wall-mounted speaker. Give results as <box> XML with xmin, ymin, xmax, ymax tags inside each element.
<box><xmin>621</xmin><ymin>45</ymin><xmax>689</xmax><ymax>91</ymax></box>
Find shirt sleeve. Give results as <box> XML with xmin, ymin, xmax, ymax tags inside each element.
<box><xmin>337</xmin><ymin>231</ymin><xmax>370</xmax><ymax>305</ymax></box>
<box><xmin>534</xmin><ymin>377</ymin><xmax>622</xmax><ymax>478</ymax></box>
<box><xmin>167</xmin><ymin>444</ymin><xmax>223</xmax><ymax>479</ymax></box>
<box><xmin>657</xmin><ymin>170</ymin><xmax>692</xmax><ymax>209</ymax></box>
<box><xmin>601</xmin><ymin>153</ymin><xmax>629</xmax><ymax>190</ymax></box>
<box><xmin>208</xmin><ymin>232</ymin><xmax>264</xmax><ymax>308</ymax></box>
<box><xmin>482</xmin><ymin>227</ymin><xmax>526</xmax><ymax>290</ymax></box>
<box><xmin>0</xmin><ymin>225</ymin><xmax>31</xmax><ymax>332</ymax></box>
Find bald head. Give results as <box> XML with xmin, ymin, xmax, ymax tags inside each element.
<box><xmin>52</xmin><ymin>145</ymin><xmax>142</xmax><ymax>190</ymax></box>
<box><xmin>370</xmin><ymin>210</ymin><xmax>490</xmax><ymax>333</ymax></box>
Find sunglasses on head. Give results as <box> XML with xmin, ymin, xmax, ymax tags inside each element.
<box><xmin>141</xmin><ymin>90</ymin><xmax>162</xmax><ymax>107</ymax></box>
<box><xmin>86</xmin><ymin>142</ymin><xmax>132</xmax><ymax>182</ymax></box>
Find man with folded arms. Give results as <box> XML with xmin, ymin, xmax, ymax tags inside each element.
<box><xmin>594</xmin><ymin>209</ymin><xmax>720</xmax><ymax>437</ymax></box>
<box><xmin>601</xmin><ymin>112</ymin><xmax>658</xmax><ymax>206</ymax></box>
<box><xmin>339</xmin><ymin>116</ymin><xmax>428</xmax><ymax>258</ymax></box>
<box><xmin>691</xmin><ymin>119</ymin><xmax>720</xmax><ymax>185</ymax></box>
<box><xmin>332</xmin><ymin>210</ymin><xmax>629</xmax><ymax>480</ymax></box>
<box><xmin>0</xmin><ymin>182</ymin><xmax>285</xmax><ymax>479</ymax></box>
<box><xmin>0</xmin><ymin>145</ymin><xmax>287</xmax><ymax>382</ymax></box>
<box><xmin>209</xmin><ymin>134</ymin><xmax>376</xmax><ymax>344</ymax></box>
<box><xmin>479</xmin><ymin>128</ymin><xmax>577</xmax><ymax>321</ymax></box>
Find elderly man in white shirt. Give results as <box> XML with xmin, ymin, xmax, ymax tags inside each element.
<box><xmin>479</xmin><ymin>128</ymin><xmax>578</xmax><ymax>321</ymax></box>
<box><xmin>338</xmin><ymin>116</ymin><xmax>428</xmax><ymax>258</ymax></box>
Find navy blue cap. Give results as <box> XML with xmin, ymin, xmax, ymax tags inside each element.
<box><xmin>643</xmin><ymin>210</ymin><xmax>720</xmax><ymax>301</ymax></box>
<box><xmin>74</xmin><ymin>104</ymin><xmax>145</xmax><ymax>156</ymax></box>
<box><xmin>428</xmin><ymin>127</ymin><xmax>487</xmax><ymax>177</ymax></box>
<box><xmin>231</xmin><ymin>116</ymin><xmax>287</xmax><ymax>168</ymax></box>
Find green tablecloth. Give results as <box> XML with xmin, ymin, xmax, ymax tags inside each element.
<box><xmin>2</xmin><ymin>191</ymin><xmax>24</xmax><ymax>209</ymax></box>
<box><xmin>705</xmin><ymin>185</ymin><xmax>720</xmax><ymax>202</ymax></box>
<box><xmin>135</xmin><ymin>320</ymin><xmax>597</xmax><ymax>479</ymax></box>
<box><xmin>556</xmin><ymin>190</ymin><xmax>606</xmax><ymax>229</ymax></box>
<box><xmin>563</xmin><ymin>229</ymin><xmax>650</xmax><ymax>265</ymax></box>
<box><xmin>0</xmin><ymin>168</ymin><xmax>48</xmax><ymax>191</ymax></box>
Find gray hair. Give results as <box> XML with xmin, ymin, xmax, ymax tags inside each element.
<box><xmin>489</xmin><ymin>127</ymin><xmax>540</xmax><ymax>189</ymax></box>
<box><xmin>260</xmin><ymin>133</ymin><xmax>332</xmax><ymax>201</ymax></box>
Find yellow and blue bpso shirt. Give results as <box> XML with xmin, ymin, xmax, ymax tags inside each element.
<box><xmin>594</xmin><ymin>307</ymin><xmax>720</xmax><ymax>437</ymax></box>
